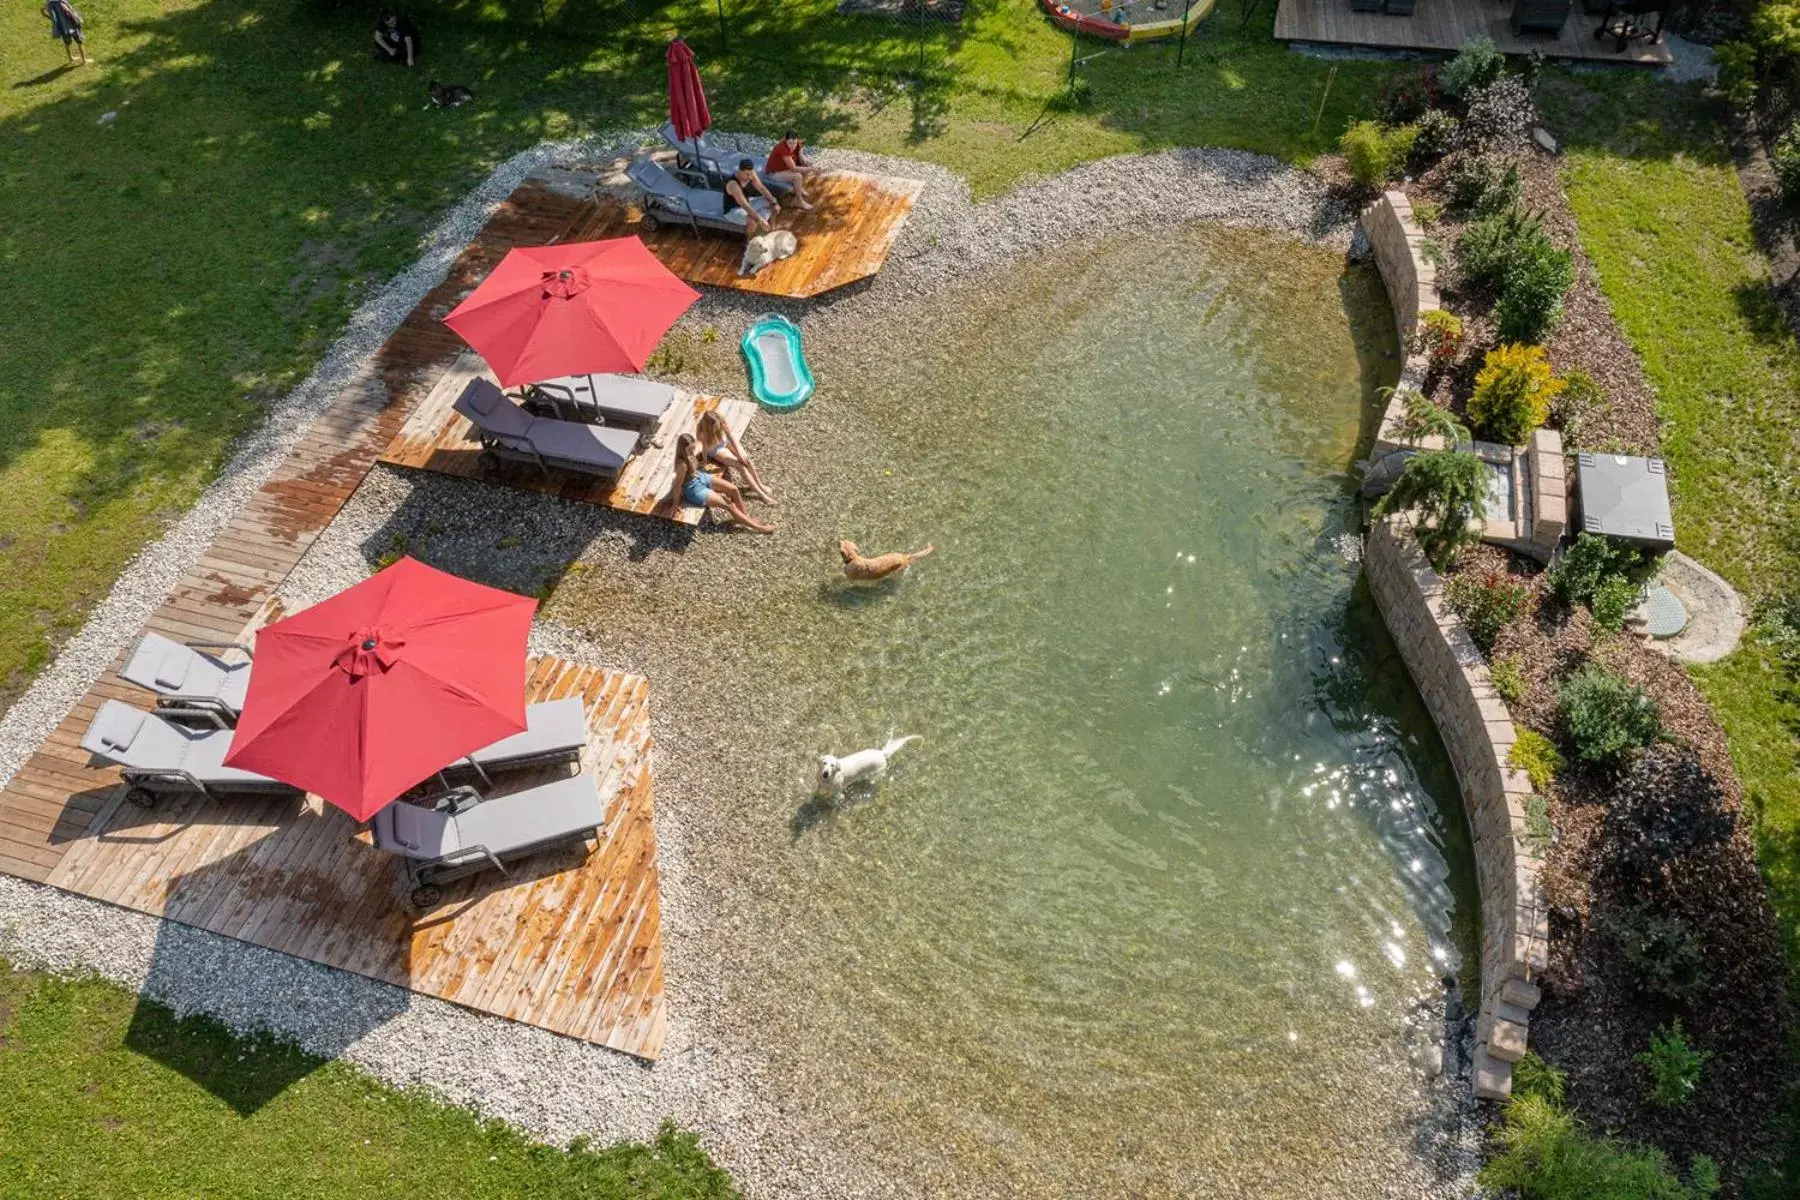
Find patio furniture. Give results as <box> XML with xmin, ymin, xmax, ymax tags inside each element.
<box><xmin>82</xmin><ymin>699</ymin><xmax>300</xmax><ymax>809</ymax></box>
<box><xmin>438</xmin><ymin>695</ymin><xmax>588</xmax><ymax>787</ymax></box>
<box><xmin>373</xmin><ymin>775</ymin><xmax>607</xmax><ymax>909</ymax></box>
<box><xmin>627</xmin><ymin>157</ymin><xmax>772</xmax><ymax>238</ymax></box>
<box><xmin>1594</xmin><ymin>0</ymin><xmax>1667</xmax><ymax>49</ymax></box>
<box><xmin>523</xmin><ymin>373</ymin><xmax>677</xmax><ymax>430</ymax></box>
<box><xmin>1512</xmin><ymin>0</ymin><xmax>1571</xmax><ymax>34</ymax></box>
<box><xmin>454</xmin><ymin>377</ymin><xmax>641</xmax><ymax>479</ymax></box>
<box><xmin>118</xmin><ymin>632</ymin><xmax>254</xmax><ymax>725</ymax></box>
<box><xmin>658</xmin><ymin>121</ymin><xmax>792</xmax><ymax>196</ymax></box>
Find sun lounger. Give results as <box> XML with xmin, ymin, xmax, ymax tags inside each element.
<box><xmin>657</xmin><ymin>122</ymin><xmax>792</xmax><ymax>196</ymax></box>
<box><xmin>373</xmin><ymin>775</ymin><xmax>606</xmax><ymax>908</ymax></box>
<box><xmin>435</xmin><ymin>696</ymin><xmax>587</xmax><ymax>787</ymax></box>
<box><xmin>454</xmin><ymin>377</ymin><xmax>640</xmax><ymax>478</ymax></box>
<box><xmin>118</xmin><ymin>632</ymin><xmax>254</xmax><ymax>724</ymax></box>
<box><xmin>81</xmin><ymin>699</ymin><xmax>299</xmax><ymax>808</ymax></box>
<box><xmin>524</xmin><ymin>373</ymin><xmax>677</xmax><ymax>430</ymax></box>
<box><xmin>628</xmin><ymin>156</ymin><xmax>771</xmax><ymax>238</ymax></box>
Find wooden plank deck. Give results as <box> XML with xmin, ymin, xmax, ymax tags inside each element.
<box><xmin>0</xmin><ymin>173</ymin><xmax>671</xmax><ymax>1057</ymax></box>
<box><xmin>1273</xmin><ymin>0</ymin><xmax>1674</xmax><ymax>63</ymax></box>
<box><xmin>573</xmin><ymin>167</ymin><xmax>925</xmax><ymax>300</ymax></box>
<box><xmin>375</xmin><ymin>351</ymin><xmax>759</xmax><ymax>524</ymax></box>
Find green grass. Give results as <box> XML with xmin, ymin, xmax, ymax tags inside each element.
<box><xmin>0</xmin><ymin>962</ymin><xmax>736</xmax><ymax>1198</ymax></box>
<box><xmin>0</xmin><ymin>0</ymin><xmax>1390</xmax><ymax>706</ymax></box>
<box><xmin>1538</xmin><ymin>71</ymin><xmax>1800</xmax><ymax>1188</ymax></box>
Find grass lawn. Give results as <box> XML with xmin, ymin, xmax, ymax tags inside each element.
<box><xmin>1538</xmin><ymin>71</ymin><xmax>1800</xmax><ymax>1184</ymax></box>
<box><xmin>0</xmin><ymin>0</ymin><xmax>1390</xmax><ymax>707</ymax></box>
<box><xmin>0</xmin><ymin>962</ymin><xmax>735</xmax><ymax>1198</ymax></box>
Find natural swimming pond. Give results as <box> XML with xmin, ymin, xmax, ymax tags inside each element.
<box><xmin>557</xmin><ymin>225</ymin><xmax>1480</xmax><ymax>1195</ymax></box>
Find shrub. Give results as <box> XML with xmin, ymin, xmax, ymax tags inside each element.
<box><xmin>1457</xmin><ymin>203</ymin><xmax>1549</xmax><ymax>287</ymax></box>
<box><xmin>1440</xmin><ymin>36</ymin><xmax>1506</xmax><ymax>100</ymax></box>
<box><xmin>1774</xmin><ymin>122</ymin><xmax>1800</xmax><ymax>211</ymax></box>
<box><xmin>1511</xmin><ymin>728</ymin><xmax>1565</xmax><ymax>791</ymax></box>
<box><xmin>1550</xmin><ymin>369</ymin><xmax>1606</xmax><ymax>448</ymax></box>
<box><xmin>1390</xmin><ymin>386</ymin><xmax>1468</xmax><ymax>443</ymax></box>
<box><xmin>1470</xmin><ymin>344</ymin><xmax>1563</xmax><ymax>445</ymax></box>
<box><xmin>1513</xmin><ymin>1051</ymin><xmax>1567</xmax><ymax>1105</ymax></box>
<box><xmin>1550</xmin><ymin>532</ymin><xmax>1645</xmax><ymax>621</ymax></box>
<box><xmin>1372</xmin><ymin>449</ymin><xmax>1489</xmax><ymax>568</ymax></box>
<box><xmin>1482</xmin><ymin>1089</ymin><xmax>1722</xmax><ymax>1199</ymax></box>
<box><xmin>1412</xmin><ymin>198</ymin><xmax>1443</xmax><ymax>226</ymax></box>
<box><xmin>1497</xmin><ymin>241</ymin><xmax>1575</xmax><ymax>344</ymax></box>
<box><xmin>1341</xmin><ymin>121</ymin><xmax>1420</xmax><ymax>188</ymax></box>
<box><xmin>1448</xmin><ymin>154</ymin><xmax>1521</xmax><ymax>214</ymax></box>
<box><xmin>1412</xmin><ymin>108</ymin><xmax>1460</xmax><ymax>162</ymax></box>
<box><xmin>1559</xmin><ymin>667</ymin><xmax>1660</xmax><ymax>765</ymax></box>
<box><xmin>1461</xmin><ymin>75</ymin><xmax>1538</xmax><ymax>153</ymax></box>
<box><xmin>1637</xmin><ymin>1020</ymin><xmax>1710</xmax><ymax>1109</ymax></box>
<box><xmin>1492</xmin><ymin>654</ymin><xmax>1527</xmax><ymax>703</ymax></box>
<box><xmin>1376</xmin><ymin>69</ymin><xmax>1433</xmax><ymax>124</ymax></box>
<box><xmin>1611</xmin><ymin>907</ymin><xmax>1709</xmax><ymax>1001</ymax></box>
<box><xmin>1750</xmin><ymin>0</ymin><xmax>1800</xmax><ymax>63</ymax></box>
<box><xmin>1713</xmin><ymin>40</ymin><xmax>1759</xmax><ymax>109</ymax></box>
<box><xmin>1446</xmin><ymin>569</ymin><xmax>1531</xmax><ymax>651</ymax></box>
<box><xmin>1412</xmin><ymin>309</ymin><xmax>1463</xmax><ymax>363</ymax></box>
<box><xmin>1591</xmin><ymin>574</ymin><xmax>1643</xmax><ymax>631</ymax></box>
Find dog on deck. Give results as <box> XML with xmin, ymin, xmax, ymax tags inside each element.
<box><xmin>740</xmin><ymin>230</ymin><xmax>798</xmax><ymax>277</ymax></box>
<box><xmin>817</xmin><ymin>735</ymin><xmax>920</xmax><ymax>798</ymax></box>
<box><xmin>839</xmin><ymin>540</ymin><xmax>934</xmax><ymax>583</ymax></box>
<box><xmin>428</xmin><ymin>81</ymin><xmax>474</xmax><ymax>108</ymax></box>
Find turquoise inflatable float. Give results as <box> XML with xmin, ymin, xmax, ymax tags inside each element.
<box><xmin>741</xmin><ymin>314</ymin><xmax>814</xmax><ymax>411</ymax></box>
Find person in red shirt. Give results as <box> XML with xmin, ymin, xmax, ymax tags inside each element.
<box><xmin>764</xmin><ymin>130</ymin><xmax>820</xmax><ymax>212</ymax></box>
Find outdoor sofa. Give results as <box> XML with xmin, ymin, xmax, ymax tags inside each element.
<box><xmin>454</xmin><ymin>377</ymin><xmax>641</xmax><ymax>479</ymax></box>
<box><xmin>627</xmin><ymin>157</ymin><xmax>772</xmax><ymax>238</ymax></box>
<box><xmin>372</xmin><ymin>775</ymin><xmax>607</xmax><ymax>909</ymax></box>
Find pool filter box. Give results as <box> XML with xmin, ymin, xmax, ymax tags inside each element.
<box><xmin>1574</xmin><ymin>452</ymin><xmax>1675</xmax><ymax>550</ymax></box>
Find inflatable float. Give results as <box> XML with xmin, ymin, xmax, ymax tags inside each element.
<box><xmin>741</xmin><ymin>314</ymin><xmax>814</xmax><ymax>411</ymax></box>
<box><xmin>1038</xmin><ymin>0</ymin><xmax>1212</xmax><ymax>42</ymax></box>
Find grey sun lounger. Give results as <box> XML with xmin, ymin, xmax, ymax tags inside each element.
<box><xmin>627</xmin><ymin>156</ymin><xmax>771</xmax><ymax>237</ymax></box>
<box><xmin>454</xmin><ymin>377</ymin><xmax>640</xmax><ymax>478</ymax></box>
<box><xmin>524</xmin><ymin>373</ymin><xmax>677</xmax><ymax>430</ymax></box>
<box><xmin>118</xmin><ymin>632</ymin><xmax>254</xmax><ymax>724</ymax></box>
<box><xmin>81</xmin><ymin>699</ymin><xmax>299</xmax><ymax>808</ymax></box>
<box><xmin>373</xmin><ymin>775</ymin><xmax>606</xmax><ymax>908</ymax></box>
<box><xmin>658</xmin><ymin>123</ymin><xmax>793</xmax><ymax>197</ymax></box>
<box><xmin>435</xmin><ymin>696</ymin><xmax>587</xmax><ymax>787</ymax></box>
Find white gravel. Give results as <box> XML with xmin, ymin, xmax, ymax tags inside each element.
<box><xmin>0</xmin><ymin>135</ymin><xmax>1478</xmax><ymax>1199</ymax></box>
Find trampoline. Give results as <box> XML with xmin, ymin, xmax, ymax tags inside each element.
<box><xmin>1039</xmin><ymin>0</ymin><xmax>1212</xmax><ymax>41</ymax></box>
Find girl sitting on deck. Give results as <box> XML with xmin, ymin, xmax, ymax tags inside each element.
<box><xmin>673</xmin><ymin>434</ymin><xmax>775</xmax><ymax>534</ymax></box>
<box><xmin>696</xmin><ymin>409</ymin><xmax>777</xmax><ymax>504</ymax></box>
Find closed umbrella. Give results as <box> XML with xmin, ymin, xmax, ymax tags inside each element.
<box><xmin>221</xmin><ymin>557</ymin><xmax>536</xmax><ymax>821</ymax></box>
<box><xmin>441</xmin><ymin>238</ymin><xmax>699</xmax><ymax>388</ymax></box>
<box><xmin>666</xmin><ymin>38</ymin><xmax>711</xmax><ymax>144</ymax></box>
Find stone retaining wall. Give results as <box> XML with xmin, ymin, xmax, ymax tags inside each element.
<box><xmin>1363</xmin><ymin>191</ymin><xmax>1441</xmax><ymax>460</ymax></box>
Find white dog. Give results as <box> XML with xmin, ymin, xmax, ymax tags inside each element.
<box><xmin>817</xmin><ymin>735</ymin><xmax>920</xmax><ymax>797</ymax></box>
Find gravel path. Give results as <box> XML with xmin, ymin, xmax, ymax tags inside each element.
<box><xmin>0</xmin><ymin>137</ymin><xmax>1481</xmax><ymax>1199</ymax></box>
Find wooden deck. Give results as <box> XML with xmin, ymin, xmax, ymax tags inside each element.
<box><xmin>376</xmin><ymin>351</ymin><xmax>758</xmax><ymax>524</ymax></box>
<box><xmin>1273</xmin><ymin>0</ymin><xmax>1674</xmax><ymax>63</ymax></box>
<box><xmin>0</xmin><ymin>171</ymin><xmax>671</xmax><ymax>1057</ymax></box>
<box><xmin>576</xmin><ymin>167</ymin><xmax>925</xmax><ymax>300</ymax></box>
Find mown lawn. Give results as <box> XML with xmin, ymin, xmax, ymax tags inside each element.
<box><xmin>1538</xmin><ymin>72</ymin><xmax>1800</xmax><ymax>1186</ymax></box>
<box><xmin>0</xmin><ymin>963</ymin><xmax>736</xmax><ymax>1198</ymax></box>
<box><xmin>0</xmin><ymin>0</ymin><xmax>1389</xmax><ymax>707</ymax></box>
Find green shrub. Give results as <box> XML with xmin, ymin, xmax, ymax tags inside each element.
<box><xmin>1458</xmin><ymin>203</ymin><xmax>1547</xmax><ymax>287</ymax></box>
<box><xmin>1412</xmin><ymin>309</ymin><xmax>1463</xmax><ymax>364</ymax></box>
<box><xmin>1389</xmin><ymin>386</ymin><xmax>1468</xmax><ymax>443</ymax></box>
<box><xmin>1750</xmin><ymin>0</ymin><xmax>1800</xmax><ymax>63</ymax></box>
<box><xmin>1513</xmin><ymin>1051</ymin><xmax>1567</xmax><ymax>1105</ymax></box>
<box><xmin>1341</xmin><ymin>121</ymin><xmax>1420</xmax><ymax>188</ymax></box>
<box><xmin>1446</xmin><ymin>569</ymin><xmax>1531</xmax><ymax>651</ymax></box>
<box><xmin>1375</xmin><ymin>69</ymin><xmax>1433</xmax><ymax>124</ymax></box>
<box><xmin>1440</xmin><ymin>36</ymin><xmax>1506</xmax><ymax>100</ymax></box>
<box><xmin>1550</xmin><ymin>369</ymin><xmax>1606</xmax><ymax>448</ymax></box>
<box><xmin>1412</xmin><ymin>108</ymin><xmax>1460</xmax><ymax>162</ymax></box>
<box><xmin>1481</xmin><ymin>1089</ymin><xmax>1721</xmax><ymax>1199</ymax></box>
<box><xmin>1608</xmin><ymin>905</ymin><xmax>1708</xmax><ymax>1003</ymax></box>
<box><xmin>1492</xmin><ymin>654</ymin><xmax>1527</xmax><ymax>703</ymax></box>
<box><xmin>1774</xmin><ymin>122</ymin><xmax>1800</xmax><ymax>211</ymax></box>
<box><xmin>1497</xmin><ymin>241</ymin><xmax>1575</xmax><ymax>344</ymax></box>
<box><xmin>1637</xmin><ymin>1020</ymin><xmax>1710</xmax><ymax>1109</ymax></box>
<box><xmin>1470</xmin><ymin>343</ymin><xmax>1563</xmax><ymax>445</ymax></box>
<box><xmin>1372</xmin><ymin>449</ymin><xmax>1489</xmax><ymax>568</ymax></box>
<box><xmin>1511</xmin><ymin>728</ymin><xmax>1564</xmax><ymax>791</ymax></box>
<box><xmin>1550</xmin><ymin>532</ymin><xmax>1646</xmax><ymax>623</ymax></box>
<box><xmin>1448</xmin><ymin>155</ymin><xmax>1522</xmax><ymax>215</ymax></box>
<box><xmin>1590</xmin><ymin>573</ymin><xmax>1643</xmax><ymax>631</ymax></box>
<box><xmin>1559</xmin><ymin>668</ymin><xmax>1660</xmax><ymax>765</ymax></box>
<box><xmin>1713</xmin><ymin>40</ymin><xmax>1759</xmax><ymax>109</ymax></box>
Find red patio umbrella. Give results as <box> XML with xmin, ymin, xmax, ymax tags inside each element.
<box><xmin>441</xmin><ymin>238</ymin><xmax>700</xmax><ymax>388</ymax></box>
<box><xmin>222</xmin><ymin>557</ymin><xmax>537</xmax><ymax>821</ymax></box>
<box><xmin>666</xmin><ymin>38</ymin><xmax>711</xmax><ymax>144</ymax></box>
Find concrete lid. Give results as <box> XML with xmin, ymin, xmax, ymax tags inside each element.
<box><xmin>1576</xmin><ymin>452</ymin><xmax>1675</xmax><ymax>547</ymax></box>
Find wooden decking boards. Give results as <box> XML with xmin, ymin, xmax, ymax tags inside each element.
<box><xmin>1272</xmin><ymin>0</ymin><xmax>1674</xmax><ymax>63</ymax></box>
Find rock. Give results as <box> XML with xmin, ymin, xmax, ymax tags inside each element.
<box><xmin>1530</xmin><ymin>126</ymin><xmax>1558</xmax><ymax>155</ymax></box>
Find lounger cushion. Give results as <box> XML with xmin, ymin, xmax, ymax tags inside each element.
<box><xmin>120</xmin><ymin>633</ymin><xmax>251</xmax><ymax>710</ymax></box>
<box><xmin>83</xmin><ymin>701</ymin><xmax>148</xmax><ymax>756</ymax></box>
<box><xmin>451</xmin><ymin>774</ymin><xmax>604</xmax><ymax>855</ymax></box>
<box><xmin>469</xmin><ymin>697</ymin><xmax>586</xmax><ymax>767</ymax></box>
<box><xmin>456</xmin><ymin>378</ymin><xmax>534</xmax><ymax>438</ymax></box>
<box><xmin>530</xmin><ymin>420</ymin><xmax>637</xmax><ymax>471</ymax></box>
<box><xmin>80</xmin><ymin>700</ymin><xmax>288</xmax><ymax>788</ymax></box>
<box><xmin>384</xmin><ymin>802</ymin><xmax>460</xmax><ymax>857</ymax></box>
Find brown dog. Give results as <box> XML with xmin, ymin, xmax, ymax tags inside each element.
<box><xmin>839</xmin><ymin>540</ymin><xmax>935</xmax><ymax>582</ymax></box>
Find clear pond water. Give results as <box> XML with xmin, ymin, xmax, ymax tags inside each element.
<box><xmin>565</xmin><ymin>225</ymin><xmax>1480</xmax><ymax>1195</ymax></box>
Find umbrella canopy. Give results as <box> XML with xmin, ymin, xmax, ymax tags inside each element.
<box><xmin>441</xmin><ymin>238</ymin><xmax>700</xmax><ymax>388</ymax></box>
<box><xmin>666</xmin><ymin>38</ymin><xmax>711</xmax><ymax>143</ymax></box>
<box><xmin>222</xmin><ymin>557</ymin><xmax>537</xmax><ymax>821</ymax></box>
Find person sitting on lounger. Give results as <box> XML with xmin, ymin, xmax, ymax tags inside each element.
<box><xmin>764</xmin><ymin>132</ymin><xmax>820</xmax><ymax>212</ymax></box>
<box><xmin>696</xmin><ymin>410</ymin><xmax>776</xmax><ymax>504</ymax></box>
<box><xmin>373</xmin><ymin>10</ymin><xmax>419</xmax><ymax>67</ymax></box>
<box><xmin>674</xmin><ymin>434</ymin><xmax>774</xmax><ymax>533</ymax></box>
<box><xmin>723</xmin><ymin>159</ymin><xmax>780</xmax><ymax>237</ymax></box>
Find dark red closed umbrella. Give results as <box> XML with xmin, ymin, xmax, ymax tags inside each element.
<box><xmin>666</xmin><ymin>38</ymin><xmax>711</xmax><ymax>144</ymax></box>
<box><xmin>441</xmin><ymin>238</ymin><xmax>699</xmax><ymax>388</ymax></box>
<box><xmin>222</xmin><ymin>557</ymin><xmax>537</xmax><ymax>821</ymax></box>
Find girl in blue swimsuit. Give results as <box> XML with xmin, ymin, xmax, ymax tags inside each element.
<box><xmin>673</xmin><ymin>434</ymin><xmax>774</xmax><ymax>533</ymax></box>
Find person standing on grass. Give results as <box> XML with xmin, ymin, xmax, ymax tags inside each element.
<box><xmin>764</xmin><ymin>131</ymin><xmax>820</xmax><ymax>212</ymax></box>
<box><xmin>373</xmin><ymin>10</ymin><xmax>419</xmax><ymax>67</ymax></box>
<box><xmin>44</xmin><ymin>0</ymin><xmax>87</xmax><ymax>67</ymax></box>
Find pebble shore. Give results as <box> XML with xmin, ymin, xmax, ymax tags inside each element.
<box><xmin>0</xmin><ymin>135</ymin><xmax>1484</xmax><ymax>1198</ymax></box>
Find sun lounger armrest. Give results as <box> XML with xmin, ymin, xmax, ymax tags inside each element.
<box><xmin>183</xmin><ymin>640</ymin><xmax>255</xmax><ymax>660</ymax></box>
<box><xmin>431</xmin><ymin>844</ymin><xmax>509</xmax><ymax>875</ymax></box>
<box><xmin>667</xmin><ymin>165</ymin><xmax>712</xmax><ymax>191</ymax></box>
<box><xmin>121</xmin><ymin>766</ymin><xmax>209</xmax><ymax>795</ymax></box>
<box><xmin>153</xmin><ymin>698</ymin><xmax>233</xmax><ymax>728</ymax></box>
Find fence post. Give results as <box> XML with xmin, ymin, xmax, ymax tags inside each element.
<box><xmin>1067</xmin><ymin>26</ymin><xmax>1079</xmax><ymax>92</ymax></box>
<box><xmin>715</xmin><ymin>0</ymin><xmax>728</xmax><ymax>54</ymax></box>
<box><xmin>917</xmin><ymin>0</ymin><xmax>927</xmax><ymax>82</ymax></box>
<box><xmin>1175</xmin><ymin>0</ymin><xmax>1194</xmax><ymax>67</ymax></box>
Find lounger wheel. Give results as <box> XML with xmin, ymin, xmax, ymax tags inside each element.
<box><xmin>125</xmin><ymin>786</ymin><xmax>157</xmax><ymax>811</ymax></box>
<box><xmin>409</xmin><ymin>882</ymin><xmax>442</xmax><ymax>910</ymax></box>
<box><xmin>639</xmin><ymin>213</ymin><xmax>662</xmax><ymax>234</ymax></box>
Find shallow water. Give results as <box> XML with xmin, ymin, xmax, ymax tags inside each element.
<box><xmin>566</xmin><ymin>226</ymin><xmax>1479</xmax><ymax>1195</ymax></box>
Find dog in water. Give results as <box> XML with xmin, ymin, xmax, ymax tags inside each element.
<box><xmin>839</xmin><ymin>540</ymin><xmax>934</xmax><ymax>583</ymax></box>
<box><xmin>817</xmin><ymin>735</ymin><xmax>920</xmax><ymax>798</ymax></box>
<box><xmin>428</xmin><ymin>81</ymin><xmax>474</xmax><ymax>109</ymax></box>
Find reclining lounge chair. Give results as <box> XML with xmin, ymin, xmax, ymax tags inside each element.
<box><xmin>627</xmin><ymin>157</ymin><xmax>771</xmax><ymax>238</ymax></box>
<box><xmin>523</xmin><ymin>373</ymin><xmax>677</xmax><ymax>431</ymax></box>
<box><xmin>437</xmin><ymin>695</ymin><xmax>587</xmax><ymax>787</ymax></box>
<box><xmin>118</xmin><ymin>632</ymin><xmax>254</xmax><ymax>725</ymax></box>
<box><xmin>454</xmin><ymin>378</ymin><xmax>640</xmax><ymax>479</ymax></box>
<box><xmin>373</xmin><ymin>775</ymin><xmax>606</xmax><ymax>909</ymax></box>
<box><xmin>82</xmin><ymin>699</ymin><xmax>300</xmax><ymax>809</ymax></box>
<box><xmin>658</xmin><ymin>122</ymin><xmax>792</xmax><ymax>196</ymax></box>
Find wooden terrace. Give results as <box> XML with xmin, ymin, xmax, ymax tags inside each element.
<box><xmin>1273</xmin><ymin>0</ymin><xmax>1674</xmax><ymax>63</ymax></box>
